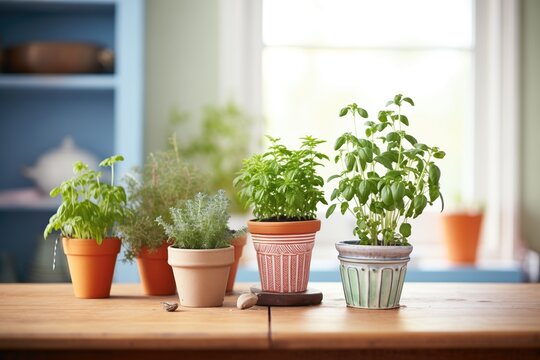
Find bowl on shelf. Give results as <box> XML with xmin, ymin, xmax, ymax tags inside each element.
<box><xmin>24</xmin><ymin>137</ymin><xmax>100</xmax><ymax>195</ymax></box>
<box><xmin>4</xmin><ymin>42</ymin><xmax>114</xmax><ymax>74</ymax></box>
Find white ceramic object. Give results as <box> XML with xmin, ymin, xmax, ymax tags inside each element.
<box><xmin>24</xmin><ymin>137</ymin><xmax>99</xmax><ymax>194</ymax></box>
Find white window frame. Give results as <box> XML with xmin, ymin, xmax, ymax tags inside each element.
<box><xmin>219</xmin><ymin>0</ymin><xmax>522</xmax><ymax>264</ymax></box>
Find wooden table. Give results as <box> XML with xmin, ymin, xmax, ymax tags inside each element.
<box><xmin>1</xmin><ymin>283</ymin><xmax>539</xmax><ymax>359</ymax></box>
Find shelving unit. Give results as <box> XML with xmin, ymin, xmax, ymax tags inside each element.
<box><xmin>0</xmin><ymin>74</ymin><xmax>116</xmax><ymax>89</ymax></box>
<box><xmin>0</xmin><ymin>0</ymin><xmax>144</xmax><ymax>282</ymax></box>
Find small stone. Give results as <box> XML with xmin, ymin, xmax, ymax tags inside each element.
<box><xmin>161</xmin><ymin>301</ymin><xmax>178</xmax><ymax>312</ymax></box>
<box><xmin>237</xmin><ymin>293</ymin><xmax>259</xmax><ymax>310</ymax></box>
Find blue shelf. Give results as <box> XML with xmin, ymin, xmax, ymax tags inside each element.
<box><xmin>0</xmin><ymin>198</ymin><xmax>60</xmax><ymax>211</ymax></box>
<box><xmin>0</xmin><ymin>0</ymin><xmax>144</xmax><ymax>283</ymax></box>
<box><xmin>0</xmin><ymin>0</ymin><xmax>115</xmax><ymax>13</ymax></box>
<box><xmin>0</xmin><ymin>74</ymin><xmax>116</xmax><ymax>90</ymax></box>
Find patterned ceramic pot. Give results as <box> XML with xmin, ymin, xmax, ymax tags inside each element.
<box><xmin>335</xmin><ymin>241</ymin><xmax>413</xmax><ymax>309</ymax></box>
<box><xmin>248</xmin><ymin>219</ymin><xmax>320</xmax><ymax>293</ymax></box>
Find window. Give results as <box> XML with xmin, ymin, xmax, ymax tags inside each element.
<box><xmin>220</xmin><ymin>0</ymin><xmax>520</xmax><ymax>269</ymax></box>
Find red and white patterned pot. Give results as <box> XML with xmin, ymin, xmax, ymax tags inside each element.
<box><xmin>248</xmin><ymin>219</ymin><xmax>321</xmax><ymax>293</ymax></box>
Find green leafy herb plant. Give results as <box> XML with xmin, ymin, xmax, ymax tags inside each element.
<box><xmin>119</xmin><ymin>138</ymin><xmax>207</xmax><ymax>261</ymax></box>
<box><xmin>43</xmin><ymin>155</ymin><xmax>127</xmax><ymax>244</ymax></box>
<box><xmin>171</xmin><ymin>102</ymin><xmax>252</xmax><ymax>212</ymax></box>
<box><xmin>326</xmin><ymin>94</ymin><xmax>445</xmax><ymax>246</ymax></box>
<box><xmin>156</xmin><ymin>190</ymin><xmax>233</xmax><ymax>249</ymax></box>
<box><xmin>233</xmin><ymin>136</ymin><xmax>328</xmax><ymax>221</ymax></box>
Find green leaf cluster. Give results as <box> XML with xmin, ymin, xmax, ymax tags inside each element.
<box><xmin>43</xmin><ymin>155</ymin><xmax>127</xmax><ymax>244</ymax></box>
<box><xmin>171</xmin><ymin>102</ymin><xmax>252</xmax><ymax>213</ymax></box>
<box><xmin>156</xmin><ymin>190</ymin><xmax>233</xmax><ymax>249</ymax></box>
<box><xmin>234</xmin><ymin>136</ymin><xmax>328</xmax><ymax>221</ymax></box>
<box><xmin>119</xmin><ymin>137</ymin><xmax>207</xmax><ymax>261</ymax></box>
<box><xmin>326</xmin><ymin>94</ymin><xmax>445</xmax><ymax>246</ymax></box>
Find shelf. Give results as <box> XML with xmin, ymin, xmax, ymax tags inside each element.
<box><xmin>0</xmin><ymin>74</ymin><xmax>116</xmax><ymax>90</ymax></box>
<box><xmin>0</xmin><ymin>199</ymin><xmax>60</xmax><ymax>211</ymax></box>
<box><xmin>0</xmin><ymin>0</ymin><xmax>115</xmax><ymax>13</ymax></box>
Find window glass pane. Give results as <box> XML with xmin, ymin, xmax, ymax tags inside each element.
<box><xmin>262</xmin><ymin>48</ymin><xmax>473</xmax><ymax>262</ymax></box>
<box><xmin>263</xmin><ymin>0</ymin><xmax>474</xmax><ymax>48</ymax></box>
<box><xmin>263</xmin><ymin>48</ymin><xmax>471</xmax><ymax>202</ymax></box>
<box><xmin>261</xmin><ymin>0</ymin><xmax>475</xmax><ymax>265</ymax></box>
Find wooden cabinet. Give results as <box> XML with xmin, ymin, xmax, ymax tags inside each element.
<box><xmin>0</xmin><ymin>0</ymin><xmax>144</xmax><ymax>282</ymax></box>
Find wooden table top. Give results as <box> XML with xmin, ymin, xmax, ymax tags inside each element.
<box><xmin>0</xmin><ymin>283</ymin><xmax>539</xmax><ymax>351</ymax></box>
<box><xmin>0</xmin><ymin>284</ymin><xmax>269</xmax><ymax>350</ymax></box>
<box><xmin>270</xmin><ymin>283</ymin><xmax>540</xmax><ymax>349</ymax></box>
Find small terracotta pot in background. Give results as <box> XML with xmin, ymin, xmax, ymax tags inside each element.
<box><xmin>168</xmin><ymin>245</ymin><xmax>234</xmax><ymax>307</ymax></box>
<box><xmin>62</xmin><ymin>237</ymin><xmax>120</xmax><ymax>298</ymax></box>
<box><xmin>226</xmin><ymin>233</ymin><xmax>247</xmax><ymax>293</ymax></box>
<box><xmin>136</xmin><ymin>242</ymin><xmax>176</xmax><ymax>296</ymax></box>
<box><xmin>248</xmin><ymin>219</ymin><xmax>320</xmax><ymax>293</ymax></box>
<box><xmin>441</xmin><ymin>213</ymin><xmax>483</xmax><ymax>264</ymax></box>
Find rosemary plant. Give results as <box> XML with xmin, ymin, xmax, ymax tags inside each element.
<box><xmin>119</xmin><ymin>138</ymin><xmax>206</xmax><ymax>260</ymax></box>
<box><xmin>156</xmin><ymin>190</ymin><xmax>233</xmax><ymax>249</ymax></box>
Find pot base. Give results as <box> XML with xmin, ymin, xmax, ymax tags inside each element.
<box><xmin>250</xmin><ymin>286</ymin><xmax>323</xmax><ymax>306</ymax></box>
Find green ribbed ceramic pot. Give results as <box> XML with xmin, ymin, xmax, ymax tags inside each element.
<box><xmin>336</xmin><ymin>241</ymin><xmax>413</xmax><ymax>309</ymax></box>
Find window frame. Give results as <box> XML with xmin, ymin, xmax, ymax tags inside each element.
<box><xmin>219</xmin><ymin>0</ymin><xmax>522</xmax><ymax>265</ymax></box>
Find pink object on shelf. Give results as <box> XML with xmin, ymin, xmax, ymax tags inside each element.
<box><xmin>0</xmin><ymin>188</ymin><xmax>58</xmax><ymax>208</ymax></box>
<box><xmin>252</xmin><ymin>233</ymin><xmax>316</xmax><ymax>293</ymax></box>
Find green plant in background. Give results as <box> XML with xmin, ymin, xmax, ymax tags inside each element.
<box><xmin>171</xmin><ymin>102</ymin><xmax>252</xmax><ymax>213</ymax></box>
<box><xmin>234</xmin><ymin>136</ymin><xmax>328</xmax><ymax>221</ymax></box>
<box><xmin>43</xmin><ymin>155</ymin><xmax>127</xmax><ymax>244</ymax></box>
<box><xmin>326</xmin><ymin>94</ymin><xmax>445</xmax><ymax>246</ymax></box>
<box><xmin>119</xmin><ymin>138</ymin><xmax>206</xmax><ymax>261</ymax></box>
<box><xmin>156</xmin><ymin>190</ymin><xmax>233</xmax><ymax>249</ymax></box>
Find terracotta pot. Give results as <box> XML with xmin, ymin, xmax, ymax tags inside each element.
<box><xmin>441</xmin><ymin>213</ymin><xmax>483</xmax><ymax>264</ymax></box>
<box><xmin>226</xmin><ymin>234</ymin><xmax>247</xmax><ymax>293</ymax></box>
<box><xmin>336</xmin><ymin>242</ymin><xmax>412</xmax><ymax>309</ymax></box>
<box><xmin>168</xmin><ymin>245</ymin><xmax>234</xmax><ymax>307</ymax></box>
<box><xmin>248</xmin><ymin>219</ymin><xmax>320</xmax><ymax>293</ymax></box>
<box><xmin>62</xmin><ymin>237</ymin><xmax>120</xmax><ymax>298</ymax></box>
<box><xmin>136</xmin><ymin>242</ymin><xmax>176</xmax><ymax>296</ymax></box>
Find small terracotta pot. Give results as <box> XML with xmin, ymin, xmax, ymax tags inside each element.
<box><xmin>168</xmin><ymin>245</ymin><xmax>234</xmax><ymax>307</ymax></box>
<box><xmin>136</xmin><ymin>242</ymin><xmax>176</xmax><ymax>296</ymax></box>
<box><xmin>226</xmin><ymin>234</ymin><xmax>247</xmax><ymax>293</ymax></box>
<box><xmin>441</xmin><ymin>213</ymin><xmax>483</xmax><ymax>264</ymax></box>
<box><xmin>62</xmin><ymin>237</ymin><xmax>120</xmax><ymax>298</ymax></box>
<box><xmin>248</xmin><ymin>219</ymin><xmax>320</xmax><ymax>293</ymax></box>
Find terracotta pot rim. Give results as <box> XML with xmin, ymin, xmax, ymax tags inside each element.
<box><xmin>136</xmin><ymin>242</ymin><xmax>170</xmax><ymax>260</ymax></box>
<box><xmin>231</xmin><ymin>234</ymin><xmax>248</xmax><ymax>247</ymax></box>
<box><xmin>248</xmin><ymin>218</ymin><xmax>319</xmax><ymax>223</ymax></box>
<box><xmin>248</xmin><ymin>219</ymin><xmax>321</xmax><ymax>235</ymax></box>
<box><xmin>168</xmin><ymin>245</ymin><xmax>234</xmax><ymax>268</ymax></box>
<box><xmin>441</xmin><ymin>212</ymin><xmax>483</xmax><ymax>218</ymax></box>
<box><xmin>168</xmin><ymin>245</ymin><xmax>234</xmax><ymax>253</ymax></box>
<box><xmin>62</xmin><ymin>237</ymin><xmax>121</xmax><ymax>256</ymax></box>
<box><xmin>62</xmin><ymin>236</ymin><xmax>120</xmax><ymax>241</ymax></box>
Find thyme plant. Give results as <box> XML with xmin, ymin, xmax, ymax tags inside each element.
<box><xmin>234</xmin><ymin>136</ymin><xmax>328</xmax><ymax>221</ymax></box>
<box><xmin>119</xmin><ymin>138</ymin><xmax>206</xmax><ymax>260</ymax></box>
<box><xmin>326</xmin><ymin>94</ymin><xmax>445</xmax><ymax>246</ymax></box>
<box><xmin>156</xmin><ymin>190</ymin><xmax>233</xmax><ymax>249</ymax></box>
<box><xmin>43</xmin><ymin>155</ymin><xmax>127</xmax><ymax>244</ymax></box>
